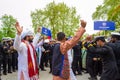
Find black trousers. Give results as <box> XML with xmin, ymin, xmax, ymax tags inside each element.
<box><xmin>2</xmin><ymin>55</ymin><xmax>8</xmax><ymax>74</ymax></box>
<box><xmin>44</xmin><ymin>53</ymin><xmax>49</xmax><ymax>67</ymax></box>
<box><xmin>94</xmin><ymin>60</ymin><xmax>102</xmax><ymax>76</ymax></box>
<box><xmin>0</xmin><ymin>58</ymin><xmax>2</xmax><ymax>75</ymax></box>
<box><xmin>12</xmin><ymin>53</ymin><xmax>17</xmax><ymax>71</ymax></box>
<box><xmin>72</xmin><ymin>56</ymin><xmax>82</xmax><ymax>74</ymax></box>
<box><xmin>0</xmin><ymin>57</ymin><xmax>2</xmax><ymax>80</ymax></box>
<box><xmin>86</xmin><ymin>57</ymin><xmax>97</xmax><ymax>78</ymax></box>
<box><xmin>49</xmin><ymin>56</ymin><xmax>52</xmax><ymax>72</ymax></box>
<box><xmin>8</xmin><ymin>55</ymin><xmax>12</xmax><ymax>73</ymax></box>
<box><xmin>40</xmin><ymin>53</ymin><xmax>46</xmax><ymax>70</ymax></box>
<box><xmin>116</xmin><ymin>63</ymin><xmax>120</xmax><ymax>80</ymax></box>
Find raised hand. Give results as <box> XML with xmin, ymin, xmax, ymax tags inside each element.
<box><xmin>15</xmin><ymin>22</ymin><xmax>23</xmax><ymax>35</ymax></box>
<box><xmin>80</xmin><ymin>20</ymin><xmax>87</xmax><ymax>28</ymax></box>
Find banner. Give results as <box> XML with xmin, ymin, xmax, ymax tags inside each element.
<box><xmin>94</xmin><ymin>21</ymin><xmax>115</xmax><ymax>30</ymax></box>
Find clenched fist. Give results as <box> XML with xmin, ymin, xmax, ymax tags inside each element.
<box><xmin>80</xmin><ymin>20</ymin><xmax>87</xmax><ymax>28</ymax></box>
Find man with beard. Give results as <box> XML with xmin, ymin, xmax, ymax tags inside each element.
<box><xmin>14</xmin><ymin>22</ymin><xmax>41</xmax><ymax>80</ymax></box>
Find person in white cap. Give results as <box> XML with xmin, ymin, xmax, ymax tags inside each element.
<box><xmin>14</xmin><ymin>22</ymin><xmax>41</xmax><ymax>80</ymax></box>
<box><xmin>107</xmin><ymin>32</ymin><xmax>120</xmax><ymax>80</ymax></box>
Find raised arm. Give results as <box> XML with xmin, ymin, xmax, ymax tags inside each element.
<box><xmin>32</xmin><ymin>28</ymin><xmax>41</xmax><ymax>47</ymax></box>
<box><xmin>60</xmin><ymin>20</ymin><xmax>86</xmax><ymax>54</ymax></box>
<box><xmin>13</xmin><ymin>22</ymin><xmax>23</xmax><ymax>51</ymax></box>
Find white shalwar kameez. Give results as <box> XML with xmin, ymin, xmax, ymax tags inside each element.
<box><xmin>14</xmin><ymin>33</ymin><xmax>40</xmax><ymax>80</ymax></box>
<box><xmin>67</xmin><ymin>49</ymin><xmax>77</xmax><ymax>80</ymax></box>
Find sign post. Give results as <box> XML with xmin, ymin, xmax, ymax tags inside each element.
<box><xmin>94</xmin><ymin>21</ymin><xmax>115</xmax><ymax>30</ymax></box>
<box><xmin>94</xmin><ymin>21</ymin><xmax>115</xmax><ymax>36</ymax></box>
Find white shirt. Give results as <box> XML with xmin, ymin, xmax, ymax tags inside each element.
<box><xmin>14</xmin><ymin>33</ymin><xmax>40</xmax><ymax>80</ymax></box>
<box><xmin>68</xmin><ymin>49</ymin><xmax>77</xmax><ymax>80</ymax></box>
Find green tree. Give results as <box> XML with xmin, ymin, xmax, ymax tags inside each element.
<box><xmin>31</xmin><ymin>2</ymin><xmax>80</xmax><ymax>38</ymax></box>
<box><xmin>0</xmin><ymin>14</ymin><xmax>17</xmax><ymax>38</ymax></box>
<box><xmin>0</xmin><ymin>30</ymin><xmax>3</xmax><ymax>41</ymax></box>
<box><xmin>92</xmin><ymin>0</ymin><xmax>120</xmax><ymax>35</ymax></box>
<box><xmin>92</xmin><ymin>0</ymin><xmax>120</xmax><ymax>21</ymax></box>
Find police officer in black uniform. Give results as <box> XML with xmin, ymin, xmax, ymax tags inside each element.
<box><xmin>87</xmin><ymin>36</ymin><xmax>119</xmax><ymax>80</ymax></box>
<box><xmin>72</xmin><ymin>41</ymin><xmax>82</xmax><ymax>75</ymax></box>
<box><xmin>7</xmin><ymin>39</ymin><xmax>13</xmax><ymax>73</ymax></box>
<box><xmin>84</xmin><ymin>36</ymin><xmax>98</xmax><ymax>80</ymax></box>
<box><xmin>0</xmin><ymin>41</ymin><xmax>3</xmax><ymax>80</ymax></box>
<box><xmin>2</xmin><ymin>39</ymin><xmax>9</xmax><ymax>75</ymax></box>
<box><xmin>9</xmin><ymin>40</ymin><xmax>18</xmax><ymax>72</ymax></box>
<box><xmin>106</xmin><ymin>32</ymin><xmax>120</xmax><ymax>80</ymax></box>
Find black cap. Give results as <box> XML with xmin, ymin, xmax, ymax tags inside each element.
<box><xmin>94</xmin><ymin>36</ymin><xmax>105</xmax><ymax>42</ymax></box>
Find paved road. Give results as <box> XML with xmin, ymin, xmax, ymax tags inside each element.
<box><xmin>1</xmin><ymin>68</ymin><xmax>99</xmax><ymax>80</ymax></box>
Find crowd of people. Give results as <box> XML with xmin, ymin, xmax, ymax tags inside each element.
<box><xmin>0</xmin><ymin>20</ymin><xmax>120</xmax><ymax>80</ymax></box>
<box><xmin>0</xmin><ymin>38</ymin><xmax>18</xmax><ymax>79</ymax></box>
<box><xmin>83</xmin><ymin>33</ymin><xmax>120</xmax><ymax>80</ymax></box>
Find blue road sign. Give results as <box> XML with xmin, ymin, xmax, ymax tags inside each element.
<box><xmin>94</xmin><ymin>21</ymin><xmax>115</xmax><ymax>30</ymax></box>
<box><xmin>41</xmin><ymin>27</ymin><xmax>52</xmax><ymax>37</ymax></box>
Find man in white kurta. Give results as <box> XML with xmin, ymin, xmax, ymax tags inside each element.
<box><xmin>14</xmin><ymin>22</ymin><xmax>41</xmax><ymax>80</ymax></box>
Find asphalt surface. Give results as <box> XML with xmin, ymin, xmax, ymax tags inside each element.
<box><xmin>1</xmin><ymin>68</ymin><xmax>100</xmax><ymax>80</ymax></box>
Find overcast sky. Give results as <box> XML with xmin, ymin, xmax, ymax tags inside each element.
<box><xmin>0</xmin><ymin>0</ymin><xmax>103</xmax><ymax>34</ymax></box>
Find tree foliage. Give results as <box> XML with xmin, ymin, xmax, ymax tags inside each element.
<box><xmin>31</xmin><ymin>2</ymin><xmax>80</xmax><ymax>38</ymax></box>
<box><xmin>0</xmin><ymin>14</ymin><xmax>16</xmax><ymax>39</ymax></box>
<box><xmin>92</xmin><ymin>0</ymin><xmax>120</xmax><ymax>35</ymax></box>
<box><xmin>92</xmin><ymin>0</ymin><xmax>120</xmax><ymax>20</ymax></box>
<box><xmin>0</xmin><ymin>30</ymin><xmax>3</xmax><ymax>41</ymax></box>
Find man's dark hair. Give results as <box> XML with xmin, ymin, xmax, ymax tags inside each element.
<box><xmin>100</xmin><ymin>38</ymin><xmax>106</xmax><ymax>42</ymax></box>
<box><xmin>57</xmin><ymin>32</ymin><xmax>66</xmax><ymax>41</ymax></box>
<box><xmin>96</xmin><ymin>37</ymin><xmax>106</xmax><ymax>42</ymax></box>
<box><xmin>111</xmin><ymin>35</ymin><xmax>120</xmax><ymax>40</ymax></box>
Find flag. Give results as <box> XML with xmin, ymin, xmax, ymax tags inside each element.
<box><xmin>41</xmin><ymin>27</ymin><xmax>52</xmax><ymax>39</ymax></box>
